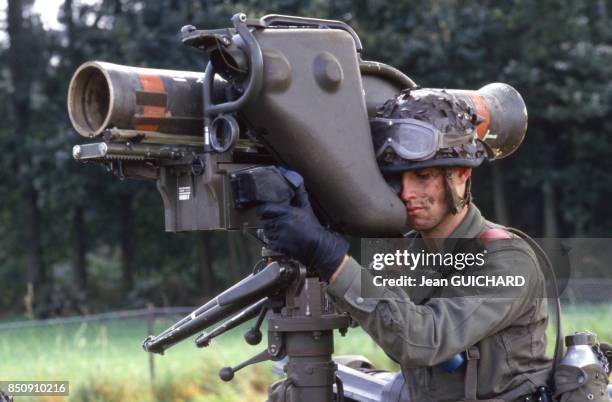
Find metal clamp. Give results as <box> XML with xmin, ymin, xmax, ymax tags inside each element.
<box><xmin>202</xmin><ymin>13</ymin><xmax>264</xmax><ymax>152</ymax></box>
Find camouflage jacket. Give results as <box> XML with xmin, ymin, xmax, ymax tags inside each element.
<box><xmin>326</xmin><ymin>204</ymin><xmax>552</xmax><ymax>402</ymax></box>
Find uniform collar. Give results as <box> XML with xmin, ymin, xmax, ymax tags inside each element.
<box><xmin>441</xmin><ymin>203</ymin><xmax>486</xmax><ymax>253</ymax></box>
<box><xmin>406</xmin><ymin>204</ymin><xmax>486</xmax><ymax>253</ymax></box>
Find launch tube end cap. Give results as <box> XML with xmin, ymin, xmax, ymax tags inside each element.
<box><xmin>566</xmin><ymin>332</ymin><xmax>597</xmax><ymax>347</ymax></box>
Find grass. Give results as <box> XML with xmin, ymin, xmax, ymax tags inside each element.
<box><xmin>0</xmin><ymin>303</ymin><xmax>610</xmax><ymax>402</ymax></box>
<box><xmin>0</xmin><ymin>317</ymin><xmax>272</xmax><ymax>402</ymax></box>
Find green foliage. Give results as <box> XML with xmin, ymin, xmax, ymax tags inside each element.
<box><xmin>1</xmin><ymin>0</ymin><xmax>611</xmax><ymax>313</ymax></box>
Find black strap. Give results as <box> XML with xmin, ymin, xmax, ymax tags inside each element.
<box><xmin>464</xmin><ymin>346</ymin><xmax>481</xmax><ymax>400</ymax></box>
<box><xmin>506</xmin><ymin>227</ymin><xmax>563</xmax><ymax>388</ymax></box>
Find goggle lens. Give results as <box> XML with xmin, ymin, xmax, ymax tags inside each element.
<box><xmin>371</xmin><ymin>118</ymin><xmax>440</xmax><ymax>161</ymax></box>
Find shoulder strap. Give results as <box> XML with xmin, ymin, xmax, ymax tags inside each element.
<box><xmin>506</xmin><ymin>227</ymin><xmax>564</xmax><ymax>388</ymax></box>
<box><xmin>464</xmin><ymin>346</ymin><xmax>481</xmax><ymax>400</ymax></box>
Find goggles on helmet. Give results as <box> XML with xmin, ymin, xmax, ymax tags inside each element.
<box><xmin>370</xmin><ymin>117</ymin><xmax>443</xmax><ymax>162</ymax></box>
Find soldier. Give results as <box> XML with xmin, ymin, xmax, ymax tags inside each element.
<box><xmin>257</xmin><ymin>89</ymin><xmax>552</xmax><ymax>402</ymax></box>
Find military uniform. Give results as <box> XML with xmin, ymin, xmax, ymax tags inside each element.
<box><xmin>327</xmin><ymin>204</ymin><xmax>552</xmax><ymax>402</ymax></box>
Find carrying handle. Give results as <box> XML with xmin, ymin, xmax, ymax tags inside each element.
<box><xmin>261</xmin><ymin>14</ymin><xmax>363</xmax><ymax>53</ymax></box>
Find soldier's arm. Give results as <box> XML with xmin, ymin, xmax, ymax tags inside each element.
<box><xmin>326</xmin><ymin>239</ymin><xmax>546</xmax><ymax>368</ymax></box>
<box><xmin>330</xmin><ymin>255</ymin><xmax>350</xmax><ymax>283</ymax></box>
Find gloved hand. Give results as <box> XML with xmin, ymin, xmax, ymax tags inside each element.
<box><xmin>256</xmin><ymin>182</ymin><xmax>349</xmax><ymax>282</ymax></box>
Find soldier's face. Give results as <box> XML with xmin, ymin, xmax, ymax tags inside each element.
<box><xmin>399</xmin><ymin>168</ymin><xmax>450</xmax><ymax>231</ymax></box>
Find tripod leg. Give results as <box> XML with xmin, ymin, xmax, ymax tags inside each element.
<box><xmin>283</xmin><ymin>331</ymin><xmax>337</xmax><ymax>402</ymax></box>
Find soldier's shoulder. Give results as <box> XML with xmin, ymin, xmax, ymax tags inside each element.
<box><xmin>478</xmin><ymin>224</ymin><xmax>512</xmax><ymax>246</ymax></box>
<box><xmin>477</xmin><ymin>221</ymin><xmax>537</xmax><ymax>260</ymax></box>
<box><xmin>476</xmin><ymin>222</ymin><xmax>546</xmax><ymax>293</ymax></box>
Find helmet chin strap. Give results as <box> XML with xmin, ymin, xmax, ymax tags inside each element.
<box><xmin>444</xmin><ymin>168</ymin><xmax>471</xmax><ymax>215</ymax></box>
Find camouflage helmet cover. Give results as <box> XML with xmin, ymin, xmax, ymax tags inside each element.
<box><xmin>372</xmin><ymin>88</ymin><xmax>489</xmax><ymax>173</ymax></box>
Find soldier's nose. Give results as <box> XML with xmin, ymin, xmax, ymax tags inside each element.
<box><xmin>400</xmin><ymin>172</ymin><xmax>420</xmax><ymax>202</ymax></box>
<box><xmin>400</xmin><ymin>184</ymin><xmax>417</xmax><ymax>203</ymax></box>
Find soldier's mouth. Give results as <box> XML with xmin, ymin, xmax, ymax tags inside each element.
<box><xmin>407</xmin><ymin>206</ymin><xmax>424</xmax><ymax>214</ymax></box>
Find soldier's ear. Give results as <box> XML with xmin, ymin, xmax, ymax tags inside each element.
<box><xmin>452</xmin><ymin>167</ymin><xmax>472</xmax><ymax>184</ymax></box>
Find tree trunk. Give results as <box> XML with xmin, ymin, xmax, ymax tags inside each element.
<box><xmin>196</xmin><ymin>232</ymin><xmax>214</xmax><ymax>298</ymax></box>
<box><xmin>62</xmin><ymin>0</ymin><xmax>74</xmax><ymax>43</ymax></box>
<box><xmin>23</xmin><ymin>181</ymin><xmax>45</xmax><ymax>284</ymax></box>
<box><xmin>72</xmin><ymin>206</ymin><xmax>87</xmax><ymax>289</ymax></box>
<box><xmin>227</xmin><ymin>232</ymin><xmax>242</xmax><ymax>283</ymax></box>
<box><xmin>491</xmin><ymin>164</ymin><xmax>510</xmax><ymax>225</ymax></box>
<box><xmin>244</xmin><ymin>234</ymin><xmax>261</xmax><ymax>269</ymax></box>
<box><xmin>8</xmin><ymin>0</ymin><xmax>47</xmax><ymax>310</ymax></box>
<box><xmin>236</xmin><ymin>234</ymin><xmax>250</xmax><ymax>275</ymax></box>
<box><xmin>542</xmin><ymin>180</ymin><xmax>558</xmax><ymax>238</ymax></box>
<box><xmin>61</xmin><ymin>0</ymin><xmax>87</xmax><ymax>291</ymax></box>
<box><xmin>120</xmin><ymin>193</ymin><xmax>134</xmax><ymax>293</ymax></box>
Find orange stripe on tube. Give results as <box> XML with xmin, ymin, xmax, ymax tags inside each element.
<box><xmin>136</xmin><ymin>74</ymin><xmax>166</xmax><ymax>132</ymax></box>
<box><xmin>468</xmin><ymin>93</ymin><xmax>490</xmax><ymax>139</ymax></box>
<box><xmin>140</xmin><ymin>74</ymin><xmax>165</xmax><ymax>92</ymax></box>
<box><xmin>135</xmin><ymin>124</ymin><xmax>160</xmax><ymax>131</ymax></box>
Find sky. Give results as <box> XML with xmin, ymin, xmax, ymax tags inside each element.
<box><xmin>1</xmin><ymin>0</ymin><xmax>99</xmax><ymax>31</ymax></box>
<box><xmin>32</xmin><ymin>0</ymin><xmax>68</xmax><ymax>29</ymax></box>
<box><xmin>0</xmin><ymin>0</ymin><xmax>98</xmax><ymax>44</ymax></box>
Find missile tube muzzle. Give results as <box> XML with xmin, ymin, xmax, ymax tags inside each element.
<box><xmin>67</xmin><ymin>61</ymin><xmax>206</xmax><ymax>138</ymax></box>
<box><xmin>434</xmin><ymin>83</ymin><xmax>528</xmax><ymax>159</ymax></box>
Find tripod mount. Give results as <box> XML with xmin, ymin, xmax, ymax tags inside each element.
<box><xmin>142</xmin><ymin>241</ymin><xmax>351</xmax><ymax>402</ymax></box>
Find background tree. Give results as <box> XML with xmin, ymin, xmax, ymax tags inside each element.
<box><xmin>5</xmin><ymin>0</ymin><xmax>51</xmax><ymax>314</ymax></box>
<box><xmin>0</xmin><ymin>0</ymin><xmax>610</xmax><ymax>316</ymax></box>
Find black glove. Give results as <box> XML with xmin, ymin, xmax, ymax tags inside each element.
<box><xmin>256</xmin><ymin>184</ymin><xmax>349</xmax><ymax>282</ymax></box>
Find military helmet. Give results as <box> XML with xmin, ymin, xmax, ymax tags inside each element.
<box><xmin>371</xmin><ymin>88</ymin><xmax>490</xmax><ymax>173</ymax></box>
